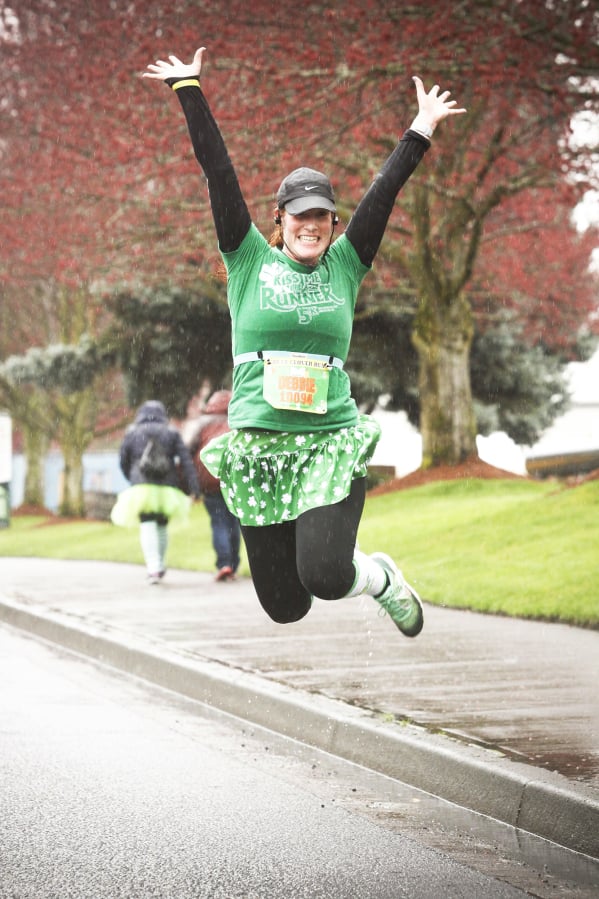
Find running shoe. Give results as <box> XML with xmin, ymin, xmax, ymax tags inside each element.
<box><xmin>215</xmin><ymin>565</ymin><xmax>234</xmax><ymax>582</ymax></box>
<box><xmin>371</xmin><ymin>552</ymin><xmax>423</xmax><ymax>637</ymax></box>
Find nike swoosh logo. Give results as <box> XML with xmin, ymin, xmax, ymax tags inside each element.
<box><xmin>304</xmin><ymin>186</ymin><xmax>318</xmax><ymax>191</ymax></box>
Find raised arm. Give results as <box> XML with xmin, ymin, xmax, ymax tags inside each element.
<box><xmin>345</xmin><ymin>76</ymin><xmax>466</xmax><ymax>267</ymax></box>
<box><xmin>144</xmin><ymin>48</ymin><xmax>251</xmax><ymax>253</ymax></box>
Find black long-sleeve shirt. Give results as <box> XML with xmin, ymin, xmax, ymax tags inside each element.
<box><xmin>168</xmin><ymin>79</ymin><xmax>430</xmax><ymax>267</ymax></box>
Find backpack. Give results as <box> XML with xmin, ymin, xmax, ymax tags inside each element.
<box><xmin>139</xmin><ymin>438</ymin><xmax>170</xmax><ymax>481</ymax></box>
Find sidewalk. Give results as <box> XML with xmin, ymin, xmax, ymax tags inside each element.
<box><xmin>1</xmin><ymin>556</ymin><xmax>598</xmax><ymax>858</ymax></box>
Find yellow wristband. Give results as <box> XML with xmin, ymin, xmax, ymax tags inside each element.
<box><xmin>172</xmin><ymin>78</ymin><xmax>200</xmax><ymax>91</ymax></box>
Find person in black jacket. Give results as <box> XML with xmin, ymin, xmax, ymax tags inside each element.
<box><xmin>111</xmin><ymin>400</ymin><xmax>200</xmax><ymax>584</ymax></box>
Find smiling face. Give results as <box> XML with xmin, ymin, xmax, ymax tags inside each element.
<box><xmin>279</xmin><ymin>208</ymin><xmax>336</xmax><ymax>267</ymax></box>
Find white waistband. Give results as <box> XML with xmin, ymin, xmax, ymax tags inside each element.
<box><xmin>233</xmin><ymin>350</ymin><xmax>344</xmax><ymax>370</ymax></box>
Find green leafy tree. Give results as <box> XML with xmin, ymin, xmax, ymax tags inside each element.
<box><xmin>349</xmin><ymin>306</ymin><xmax>579</xmax><ymax>445</ymax></box>
<box><xmin>0</xmin><ymin>337</ymin><xmax>116</xmax><ymax>515</ymax></box>
<box><xmin>0</xmin><ymin>376</ymin><xmax>49</xmax><ymax>508</ymax></box>
<box><xmin>470</xmin><ymin>317</ymin><xmax>572</xmax><ymax>447</ymax></box>
<box><xmin>107</xmin><ymin>285</ymin><xmax>232</xmax><ymax>417</ymax></box>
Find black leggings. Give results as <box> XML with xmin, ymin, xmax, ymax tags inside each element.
<box><xmin>240</xmin><ymin>477</ymin><xmax>366</xmax><ymax>624</ymax></box>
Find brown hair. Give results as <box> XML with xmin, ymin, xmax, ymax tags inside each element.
<box><xmin>268</xmin><ymin>224</ymin><xmax>284</xmax><ymax>250</ymax></box>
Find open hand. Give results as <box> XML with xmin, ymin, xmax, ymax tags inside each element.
<box><xmin>411</xmin><ymin>76</ymin><xmax>466</xmax><ymax>133</ymax></box>
<box><xmin>143</xmin><ymin>47</ymin><xmax>206</xmax><ymax>82</ymax></box>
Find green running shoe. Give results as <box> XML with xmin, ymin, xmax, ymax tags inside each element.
<box><xmin>371</xmin><ymin>552</ymin><xmax>424</xmax><ymax>637</ymax></box>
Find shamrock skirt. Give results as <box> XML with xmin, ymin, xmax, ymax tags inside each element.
<box><xmin>200</xmin><ymin>414</ymin><xmax>381</xmax><ymax>527</ymax></box>
<box><xmin>110</xmin><ymin>484</ymin><xmax>191</xmax><ymax>528</ymax></box>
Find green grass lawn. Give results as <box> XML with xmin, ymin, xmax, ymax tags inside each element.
<box><xmin>359</xmin><ymin>477</ymin><xmax>599</xmax><ymax>627</ymax></box>
<box><xmin>0</xmin><ymin>503</ymin><xmax>229</xmax><ymax>574</ymax></box>
<box><xmin>2</xmin><ymin>477</ymin><xmax>598</xmax><ymax>627</ymax></box>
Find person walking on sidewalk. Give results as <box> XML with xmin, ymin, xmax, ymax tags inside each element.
<box><xmin>143</xmin><ymin>47</ymin><xmax>466</xmax><ymax>632</ymax></box>
<box><xmin>111</xmin><ymin>400</ymin><xmax>200</xmax><ymax>584</ymax></box>
<box><xmin>186</xmin><ymin>390</ymin><xmax>241</xmax><ymax>582</ymax></box>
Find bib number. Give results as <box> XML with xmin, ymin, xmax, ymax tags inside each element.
<box><xmin>262</xmin><ymin>354</ymin><xmax>330</xmax><ymax>414</ymax></box>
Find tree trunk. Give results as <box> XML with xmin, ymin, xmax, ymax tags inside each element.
<box><xmin>57</xmin><ymin>391</ymin><xmax>95</xmax><ymax>518</ymax></box>
<box><xmin>412</xmin><ymin>292</ymin><xmax>477</xmax><ymax>468</ymax></box>
<box><xmin>59</xmin><ymin>442</ymin><xmax>85</xmax><ymax>518</ymax></box>
<box><xmin>22</xmin><ymin>422</ymin><xmax>48</xmax><ymax>509</ymax></box>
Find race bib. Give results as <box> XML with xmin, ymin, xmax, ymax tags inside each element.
<box><xmin>262</xmin><ymin>354</ymin><xmax>330</xmax><ymax>414</ymax></box>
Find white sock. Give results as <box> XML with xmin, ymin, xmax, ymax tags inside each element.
<box><xmin>139</xmin><ymin>520</ymin><xmax>162</xmax><ymax>575</ymax></box>
<box><xmin>345</xmin><ymin>549</ymin><xmax>388</xmax><ymax>598</ymax></box>
<box><xmin>157</xmin><ymin>523</ymin><xmax>168</xmax><ymax>572</ymax></box>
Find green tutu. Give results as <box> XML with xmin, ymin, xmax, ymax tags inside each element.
<box><xmin>200</xmin><ymin>414</ymin><xmax>381</xmax><ymax>527</ymax></box>
<box><xmin>110</xmin><ymin>484</ymin><xmax>191</xmax><ymax>528</ymax></box>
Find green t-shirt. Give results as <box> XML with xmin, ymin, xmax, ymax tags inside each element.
<box><xmin>223</xmin><ymin>225</ymin><xmax>369</xmax><ymax>432</ymax></box>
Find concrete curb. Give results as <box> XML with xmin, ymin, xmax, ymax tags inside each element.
<box><xmin>2</xmin><ymin>593</ymin><xmax>598</xmax><ymax>859</ymax></box>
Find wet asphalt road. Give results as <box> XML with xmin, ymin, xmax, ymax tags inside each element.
<box><xmin>2</xmin><ymin>558</ymin><xmax>597</xmax><ymax>791</ymax></box>
<box><xmin>2</xmin><ymin>625</ymin><xmax>598</xmax><ymax>898</ymax></box>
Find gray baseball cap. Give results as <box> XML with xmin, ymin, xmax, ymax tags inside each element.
<box><xmin>276</xmin><ymin>167</ymin><xmax>336</xmax><ymax>215</ymax></box>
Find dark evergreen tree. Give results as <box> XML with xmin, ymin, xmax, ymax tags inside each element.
<box><xmin>107</xmin><ymin>285</ymin><xmax>232</xmax><ymax>417</ymax></box>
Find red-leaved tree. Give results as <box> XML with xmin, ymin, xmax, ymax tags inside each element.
<box><xmin>1</xmin><ymin>0</ymin><xmax>598</xmax><ymax>469</ymax></box>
